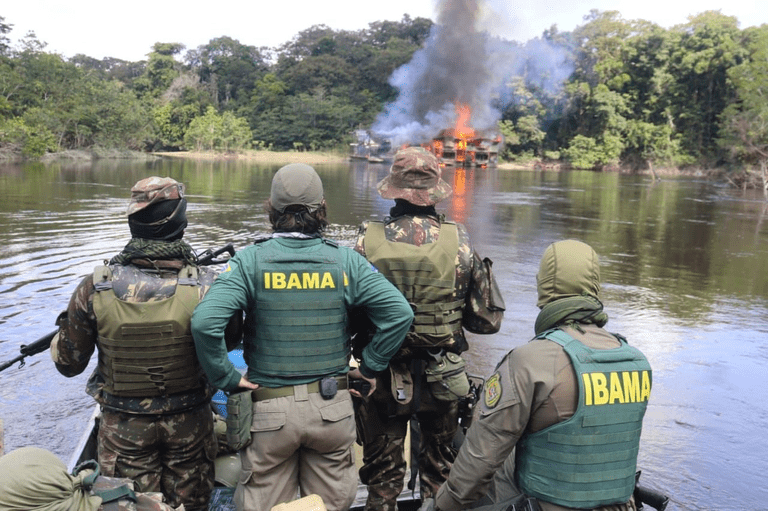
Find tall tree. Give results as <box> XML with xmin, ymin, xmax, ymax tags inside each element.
<box><xmin>186</xmin><ymin>37</ymin><xmax>269</xmax><ymax>109</ymax></box>
<box><xmin>666</xmin><ymin>11</ymin><xmax>746</xmax><ymax>162</ymax></box>
<box><xmin>0</xmin><ymin>16</ymin><xmax>12</xmax><ymax>56</ymax></box>
<box><xmin>133</xmin><ymin>42</ymin><xmax>185</xmax><ymax>99</ymax></box>
<box><xmin>719</xmin><ymin>25</ymin><xmax>768</xmax><ymax>198</ymax></box>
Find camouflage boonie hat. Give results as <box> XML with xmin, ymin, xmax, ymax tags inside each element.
<box><xmin>270</xmin><ymin>163</ymin><xmax>324</xmax><ymax>213</ymax></box>
<box><xmin>126</xmin><ymin>176</ymin><xmax>185</xmax><ymax>216</ymax></box>
<box><xmin>377</xmin><ymin>146</ymin><xmax>452</xmax><ymax>206</ymax></box>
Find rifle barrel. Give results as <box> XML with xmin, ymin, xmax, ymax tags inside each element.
<box><xmin>0</xmin><ymin>354</ymin><xmax>25</xmax><ymax>372</ymax></box>
<box><xmin>0</xmin><ymin>330</ymin><xmax>57</xmax><ymax>372</ymax></box>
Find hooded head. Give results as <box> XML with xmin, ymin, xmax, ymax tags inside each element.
<box><xmin>376</xmin><ymin>146</ymin><xmax>452</xmax><ymax>206</ymax></box>
<box><xmin>536</xmin><ymin>239</ymin><xmax>601</xmax><ymax>309</ymax></box>
<box><xmin>127</xmin><ymin>176</ymin><xmax>187</xmax><ymax>241</ymax></box>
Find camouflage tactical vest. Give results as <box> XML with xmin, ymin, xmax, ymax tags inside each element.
<box><xmin>363</xmin><ymin>221</ymin><xmax>462</xmax><ymax>350</ymax></box>
<box><xmin>92</xmin><ymin>264</ymin><xmax>205</xmax><ymax>397</ymax></box>
<box><xmin>516</xmin><ymin>328</ymin><xmax>652</xmax><ymax>508</ymax></box>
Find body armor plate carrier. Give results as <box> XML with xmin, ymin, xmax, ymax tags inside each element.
<box><xmin>92</xmin><ymin>264</ymin><xmax>205</xmax><ymax>397</ymax></box>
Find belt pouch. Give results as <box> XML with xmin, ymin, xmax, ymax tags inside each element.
<box><xmin>226</xmin><ymin>390</ymin><xmax>253</xmax><ymax>451</ymax></box>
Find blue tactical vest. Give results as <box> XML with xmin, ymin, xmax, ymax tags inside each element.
<box><xmin>516</xmin><ymin>328</ymin><xmax>652</xmax><ymax>508</ymax></box>
<box><xmin>244</xmin><ymin>239</ymin><xmax>350</xmax><ymax>383</ymax></box>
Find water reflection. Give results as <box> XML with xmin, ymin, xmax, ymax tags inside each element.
<box><xmin>1</xmin><ymin>159</ymin><xmax>767</xmax><ymax>509</ymax></box>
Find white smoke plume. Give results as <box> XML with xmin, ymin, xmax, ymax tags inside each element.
<box><xmin>371</xmin><ymin>0</ymin><xmax>573</xmax><ymax>147</ymax></box>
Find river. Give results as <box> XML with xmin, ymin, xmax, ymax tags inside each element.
<box><xmin>1</xmin><ymin>157</ymin><xmax>767</xmax><ymax>510</ymax></box>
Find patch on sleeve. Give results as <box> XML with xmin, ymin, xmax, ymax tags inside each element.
<box><xmin>484</xmin><ymin>372</ymin><xmax>502</xmax><ymax>408</ymax></box>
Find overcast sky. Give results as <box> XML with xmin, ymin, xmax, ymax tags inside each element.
<box><xmin>3</xmin><ymin>0</ymin><xmax>766</xmax><ymax>62</ymax></box>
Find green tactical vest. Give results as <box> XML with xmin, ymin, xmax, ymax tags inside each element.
<box><xmin>244</xmin><ymin>239</ymin><xmax>350</xmax><ymax>383</ymax></box>
<box><xmin>363</xmin><ymin>221</ymin><xmax>462</xmax><ymax>349</ymax></box>
<box><xmin>92</xmin><ymin>264</ymin><xmax>205</xmax><ymax>398</ymax></box>
<box><xmin>516</xmin><ymin>328</ymin><xmax>652</xmax><ymax>508</ymax></box>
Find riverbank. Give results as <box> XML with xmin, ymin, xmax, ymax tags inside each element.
<box><xmin>153</xmin><ymin>150</ymin><xmax>349</xmax><ymax>165</ymax></box>
<box><xmin>31</xmin><ymin>148</ymin><xmax>349</xmax><ymax>166</ymax></box>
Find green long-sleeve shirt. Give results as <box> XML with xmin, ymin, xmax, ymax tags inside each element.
<box><xmin>191</xmin><ymin>236</ymin><xmax>413</xmax><ymax>392</ymax></box>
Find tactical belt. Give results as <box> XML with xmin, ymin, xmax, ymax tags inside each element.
<box><xmin>252</xmin><ymin>377</ymin><xmax>348</xmax><ymax>401</ymax></box>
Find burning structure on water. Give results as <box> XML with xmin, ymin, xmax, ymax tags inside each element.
<box><xmin>421</xmin><ymin>103</ymin><xmax>502</xmax><ymax>168</ymax></box>
<box><xmin>365</xmin><ymin>0</ymin><xmax>570</xmax><ymax>169</ymax></box>
<box><xmin>355</xmin><ymin>103</ymin><xmax>503</xmax><ymax>168</ymax></box>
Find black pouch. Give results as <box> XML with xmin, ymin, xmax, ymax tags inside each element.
<box><xmin>319</xmin><ymin>376</ymin><xmax>338</xmax><ymax>399</ymax></box>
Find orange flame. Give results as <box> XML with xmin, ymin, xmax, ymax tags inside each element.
<box><xmin>454</xmin><ymin>103</ymin><xmax>475</xmax><ymax>139</ymax></box>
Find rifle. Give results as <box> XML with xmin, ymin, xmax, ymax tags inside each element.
<box><xmin>0</xmin><ymin>243</ymin><xmax>236</xmax><ymax>372</ymax></box>
<box><xmin>0</xmin><ymin>330</ymin><xmax>58</xmax><ymax>372</ymax></box>
<box><xmin>197</xmin><ymin>243</ymin><xmax>235</xmax><ymax>266</ymax></box>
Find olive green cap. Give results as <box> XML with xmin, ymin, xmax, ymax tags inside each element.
<box><xmin>270</xmin><ymin>163</ymin><xmax>324</xmax><ymax>213</ymax></box>
<box><xmin>536</xmin><ymin>239</ymin><xmax>601</xmax><ymax>309</ymax></box>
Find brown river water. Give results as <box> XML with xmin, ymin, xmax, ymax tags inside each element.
<box><xmin>1</xmin><ymin>158</ymin><xmax>767</xmax><ymax>510</ymax></box>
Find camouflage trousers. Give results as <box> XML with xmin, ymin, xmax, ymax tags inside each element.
<box><xmin>98</xmin><ymin>403</ymin><xmax>217</xmax><ymax>511</ymax></box>
<box><xmin>355</xmin><ymin>370</ymin><xmax>459</xmax><ymax>511</ymax></box>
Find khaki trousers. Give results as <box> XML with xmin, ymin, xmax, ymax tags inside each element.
<box><xmin>234</xmin><ymin>384</ymin><xmax>357</xmax><ymax>511</ymax></box>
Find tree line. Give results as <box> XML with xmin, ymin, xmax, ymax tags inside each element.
<box><xmin>0</xmin><ymin>11</ymin><xmax>766</xmax><ymax>184</ymax></box>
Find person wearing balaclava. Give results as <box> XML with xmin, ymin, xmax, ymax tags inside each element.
<box><xmin>191</xmin><ymin>163</ymin><xmax>414</xmax><ymax>511</ymax></box>
<box><xmin>429</xmin><ymin>240</ymin><xmax>653</xmax><ymax>511</ymax></box>
<box><xmin>51</xmin><ymin>176</ymin><xmax>241</xmax><ymax>511</ymax></box>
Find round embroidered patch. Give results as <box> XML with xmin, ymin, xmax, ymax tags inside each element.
<box><xmin>484</xmin><ymin>372</ymin><xmax>502</xmax><ymax>408</ymax></box>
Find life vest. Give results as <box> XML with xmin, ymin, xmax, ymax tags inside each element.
<box><xmin>363</xmin><ymin>221</ymin><xmax>462</xmax><ymax>349</ymax></box>
<box><xmin>244</xmin><ymin>239</ymin><xmax>350</xmax><ymax>382</ymax></box>
<box><xmin>92</xmin><ymin>264</ymin><xmax>205</xmax><ymax>398</ymax></box>
<box><xmin>516</xmin><ymin>328</ymin><xmax>652</xmax><ymax>508</ymax></box>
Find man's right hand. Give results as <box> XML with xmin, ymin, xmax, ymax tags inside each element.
<box><xmin>348</xmin><ymin>367</ymin><xmax>376</xmax><ymax>398</ymax></box>
<box><xmin>237</xmin><ymin>376</ymin><xmax>259</xmax><ymax>390</ymax></box>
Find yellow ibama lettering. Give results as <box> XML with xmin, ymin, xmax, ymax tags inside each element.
<box><xmin>609</xmin><ymin>372</ymin><xmax>625</xmax><ymax>404</ymax></box>
<box><xmin>641</xmin><ymin>370</ymin><xmax>651</xmax><ymax>401</ymax></box>
<box><xmin>585</xmin><ymin>370</ymin><xmax>651</xmax><ymax>405</ymax></box>
<box><xmin>321</xmin><ymin>272</ymin><xmax>335</xmax><ymax>288</ymax></box>
<box><xmin>623</xmin><ymin>371</ymin><xmax>641</xmax><ymax>402</ymax></box>
<box><xmin>264</xmin><ymin>272</ymin><xmax>336</xmax><ymax>290</ymax></box>
<box><xmin>591</xmin><ymin>373</ymin><xmax>609</xmax><ymax>405</ymax></box>
<box><xmin>272</xmin><ymin>273</ymin><xmax>286</xmax><ymax>289</ymax></box>
<box><xmin>582</xmin><ymin>373</ymin><xmax>593</xmax><ymax>406</ymax></box>
<box><xmin>303</xmin><ymin>272</ymin><xmax>319</xmax><ymax>288</ymax></box>
<box><xmin>287</xmin><ymin>273</ymin><xmax>301</xmax><ymax>289</ymax></box>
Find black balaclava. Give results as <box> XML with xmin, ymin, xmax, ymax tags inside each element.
<box><xmin>128</xmin><ymin>198</ymin><xmax>188</xmax><ymax>241</ymax></box>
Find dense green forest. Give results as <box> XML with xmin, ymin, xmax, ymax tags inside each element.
<box><xmin>0</xmin><ymin>11</ymin><xmax>766</xmax><ymax>183</ymax></box>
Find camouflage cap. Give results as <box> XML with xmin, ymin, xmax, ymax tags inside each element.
<box><xmin>270</xmin><ymin>163</ymin><xmax>324</xmax><ymax>213</ymax></box>
<box><xmin>376</xmin><ymin>146</ymin><xmax>452</xmax><ymax>206</ymax></box>
<box><xmin>126</xmin><ymin>176</ymin><xmax>185</xmax><ymax>216</ymax></box>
